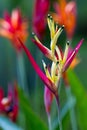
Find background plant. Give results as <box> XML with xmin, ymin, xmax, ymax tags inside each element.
<box><xmin>0</xmin><ymin>0</ymin><xmax>87</xmax><ymax>130</ymax></box>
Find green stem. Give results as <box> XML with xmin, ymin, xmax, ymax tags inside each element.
<box><xmin>16</xmin><ymin>52</ymin><xmax>29</xmax><ymax>95</ymax></box>
<box><xmin>65</xmin><ymin>87</ymin><xmax>77</xmax><ymax>130</ymax></box>
<box><xmin>34</xmin><ymin>49</ymin><xmax>43</xmax><ymax>107</ymax></box>
<box><xmin>55</xmin><ymin>94</ymin><xmax>62</xmax><ymax>130</ymax></box>
<box><xmin>48</xmin><ymin>114</ymin><xmax>52</xmax><ymax>130</ymax></box>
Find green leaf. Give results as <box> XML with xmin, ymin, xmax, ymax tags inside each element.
<box><xmin>0</xmin><ymin>116</ymin><xmax>22</xmax><ymax>130</ymax></box>
<box><xmin>18</xmin><ymin>88</ymin><xmax>48</xmax><ymax>130</ymax></box>
<box><xmin>67</xmin><ymin>69</ymin><xmax>87</xmax><ymax>130</ymax></box>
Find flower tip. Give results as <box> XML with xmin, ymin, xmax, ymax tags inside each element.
<box><xmin>48</xmin><ymin>14</ymin><xmax>50</xmax><ymax>18</ymax></box>
<box><xmin>56</xmin><ymin>61</ymin><xmax>59</xmax><ymax>65</ymax></box>
<box><xmin>62</xmin><ymin>25</ymin><xmax>65</xmax><ymax>29</ymax></box>
<box><xmin>81</xmin><ymin>38</ymin><xmax>84</xmax><ymax>42</ymax></box>
<box><xmin>76</xmin><ymin>38</ymin><xmax>84</xmax><ymax>51</ymax></box>
<box><xmin>67</xmin><ymin>41</ymin><xmax>70</xmax><ymax>46</ymax></box>
<box><xmin>32</xmin><ymin>32</ymin><xmax>35</xmax><ymax>36</ymax></box>
<box><xmin>42</xmin><ymin>60</ymin><xmax>47</xmax><ymax>69</ymax></box>
<box><xmin>47</xmin><ymin>14</ymin><xmax>53</xmax><ymax>20</ymax></box>
<box><xmin>50</xmin><ymin>16</ymin><xmax>53</xmax><ymax>20</ymax></box>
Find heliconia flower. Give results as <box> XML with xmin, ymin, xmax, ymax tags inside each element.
<box><xmin>32</xmin><ymin>14</ymin><xmax>64</xmax><ymax>62</ymax></box>
<box><xmin>52</xmin><ymin>0</ymin><xmax>77</xmax><ymax>40</ymax></box>
<box><xmin>0</xmin><ymin>83</ymin><xmax>18</xmax><ymax>122</ymax></box>
<box><xmin>32</xmin><ymin>15</ymin><xmax>83</xmax><ymax>88</ymax></box>
<box><xmin>18</xmin><ymin>38</ymin><xmax>57</xmax><ymax>95</ymax></box>
<box><xmin>44</xmin><ymin>86</ymin><xmax>54</xmax><ymax>116</ymax></box>
<box><xmin>0</xmin><ymin>9</ymin><xmax>28</xmax><ymax>51</ymax></box>
<box><xmin>54</xmin><ymin>39</ymin><xmax>84</xmax><ymax>76</ymax></box>
<box><xmin>32</xmin><ymin>0</ymin><xmax>50</xmax><ymax>39</ymax></box>
<box><xmin>32</xmin><ymin>14</ymin><xmax>83</xmax><ymax>72</ymax></box>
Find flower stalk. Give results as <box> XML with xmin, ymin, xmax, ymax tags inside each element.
<box><xmin>55</xmin><ymin>93</ymin><xmax>62</xmax><ymax>130</ymax></box>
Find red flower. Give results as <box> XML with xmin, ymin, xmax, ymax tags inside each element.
<box><xmin>0</xmin><ymin>83</ymin><xmax>18</xmax><ymax>122</ymax></box>
<box><xmin>32</xmin><ymin>0</ymin><xmax>50</xmax><ymax>39</ymax></box>
<box><xmin>0</xmin><ymin>9</ymin><xmax>28</xmax><ymax>51</ymax></box>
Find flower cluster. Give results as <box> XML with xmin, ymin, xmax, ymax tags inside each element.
<box><xmin>32</xmin><ymin>14</ymin><xmax>83</xmax><ymax>83</ymax></box>
<box><xmin>31</xmin><ymin>15</ymin><xmax>83</xmax><ymax>114</ymax></box>
<box><xmin>19</xmin><ymin>15</ymin><xmax>83</xmax><ymax>110</ymax></box>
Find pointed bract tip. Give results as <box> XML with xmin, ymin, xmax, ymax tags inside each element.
<box><xmin>76</xmin><ymin>38</ymin><xmax>84</xmax><ymax>51</ymax></box>
<box><xmin>81</xmin><ymin>38</ymin><xmax>84</xmax><ymax>42</ymax></box>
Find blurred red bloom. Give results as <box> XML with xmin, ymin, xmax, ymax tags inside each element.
<box><xmin>32</xmin><ymin>0</ymin><xmax>50</xmax><ymax>39</ymax></box>
<box><xmin>0</xmin><ymin>83</ymin><xmax>18</xmax><ymax>122</ymax></box>
<box><xmin>52</xmin><ymin>0</ymin><xmax>77</xmax><ymax>40</ymax></box>
<box><xmin>0</xmin><ymin>9</ymin><xmax>28</xmax><ymax>51</ymax></box>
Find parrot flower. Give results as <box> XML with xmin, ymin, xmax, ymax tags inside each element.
<box><xmin>52</xmin><ymin>0</ymin><xmax>77</xmax><ymax>40</ymax></box>
<box><xmin>0</xmin><ymin>83</ymin><xmax>18</xmax><ymax>122</ymax></box>
<box><xmin>32</xmin><ymin>15</ymin><xmax>83</xmax><ymax>74</ymax></box>
<box><xmin>19</xmin><ymin>15</ymin><xmax>83</xmax><ymax>95</ymax></box>
<box><xmin>19</xmin><ymin>15</ymin><xmax>83</xmax><ymax>130</ymax></box>
<box><xmin>0</xmin><ymin>9</ymin><xmax>28</xmax><ymax>51</ymax></box>
<box><xmin>32</xmin><ymin>0</ymin><xmax>50</xmax><ymax>39</ymax></box>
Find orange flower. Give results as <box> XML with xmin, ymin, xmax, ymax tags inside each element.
<box><xmin>0</xmin><ymin>9</ymin><xmax>28</xmax><ymax>51</ymax></box>
<box><xmin>52</xmin><ymin>0</ymin><xmax>77</xmax><ymax>40</ymax></box>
